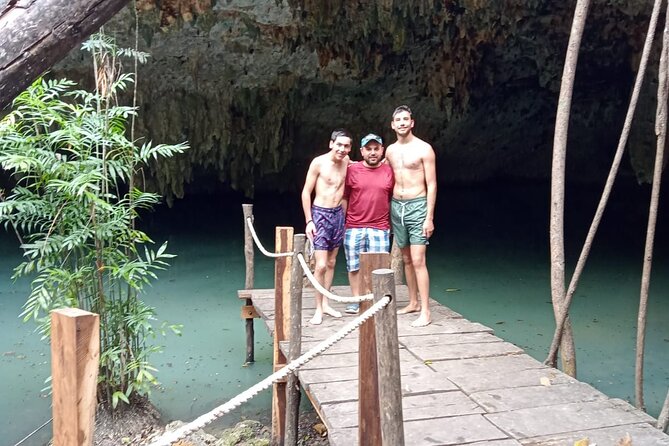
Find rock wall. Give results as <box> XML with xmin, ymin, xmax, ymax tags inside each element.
<box><xmin>53</xmin><ymin>0</ymin><xmax>661</xmax><ymax>199</ymax></box>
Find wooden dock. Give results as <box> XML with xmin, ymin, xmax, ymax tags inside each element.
<box><xmin>246</xmin><ymin>284</ymin><xmax>669</xmax><ymax>446</ymax></box>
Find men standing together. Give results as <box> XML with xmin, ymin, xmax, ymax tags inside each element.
<box><xmin>302</xmin><ymin>105</ymin><xmax>437</xmax><ymax>327</ymax></box>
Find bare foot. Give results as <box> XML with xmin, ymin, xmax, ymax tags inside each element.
<box><xmin>309</xmin><ymin>312</ymin><xmax>323</xmax><ymax>325</ymax></box>
<box><xmin>411</xmin><ymin>314</ymin><xmax>431</xmax><ymax>327</ymax></box>
<box><xmin>397</xmin><ymin>304</ymin><xmax>420</xmax><ymax>315</ymax></box>
<box><xmin>323</xmin><ymin>306</ymin><xmax>342</xmax><ymax>318</ymax></box>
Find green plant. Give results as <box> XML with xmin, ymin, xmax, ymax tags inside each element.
<box><xmin>0</xmin><ymin>33</ymin><xmax>188</xmax><ymax>409</ymax></box>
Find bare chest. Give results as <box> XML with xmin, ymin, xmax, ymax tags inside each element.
<box><xmin>392</xmin><ymin>149</ymin><xmax>423</xmax><ymax>171</ymax></box>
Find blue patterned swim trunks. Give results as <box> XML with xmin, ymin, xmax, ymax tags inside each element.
<box><xmin>312</xmin><ymin>205</ymin><xmax>345</xmax><ymax>251</ymax></box>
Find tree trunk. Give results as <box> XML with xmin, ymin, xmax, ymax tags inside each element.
<box><xmin>636</xmin><ymin>2</ymin><xmax>669</xmax><ymax>411</ymax></box>
<box><xmin>545</xmin><ymin>0</ymin><xmax>663</xmax><ymax>368</ymax></box>
<box><xmin>0</xmin><ymin>0</ymin><xmax>130</xmax><ymax>110</ymax></box>
<box><xmin>548</xmin><ymin>0</ymin><xmax>592</xmax><ymax>377</ymax></box>
<box><xmin>658</xmin><ymin>387</ymin><xmax>669</xmax><ymax>432</ymax></box>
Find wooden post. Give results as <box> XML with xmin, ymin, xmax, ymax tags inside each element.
<box><xmin>372</xmin><ymin>269</ymin><xmax>405</xmax><ymax>446</ymax></box>
<box><xmin>358</xmin><ymin>252</ymin><xmax>390</xmax><ymax>446</ymax></box>
<box><xmin>51</xmin><ymin>308</ymin><xmax>100</xmax><ymax>446</ymax></box>
<box><xmin>285</xmin><ymin>234</ymin><xmax>306</xmax><ymax>446</ymax></box>
<box><xmin>272</xmin><ymin>226</ymin><xmax>293</xmax><ymax>446</ymax></box>
<box><xmin>390</xmin><ymin>240</ymin><xmax>404</xmax><ymax>285</ymax></box>
<box><xmin>242</xmin><ymin>204</ymin><xmax>255</xmax><ymax>364</ymax></box>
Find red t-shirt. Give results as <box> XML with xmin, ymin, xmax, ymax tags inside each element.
<box><xmin>344</xmin><ymin>162</ymin><xmax>394</xmax><ymax>230</ymax></box>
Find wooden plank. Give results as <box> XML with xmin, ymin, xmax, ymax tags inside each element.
<box><xmin>485</xmin><ymin>399</ymin><xmax>655</xmax><ymax>439</ymax></box>
<box><xmin>308</xmin><ymin>374</ymin><xmax>458</xmax><ymax>405</ymax></box>
<box><xmin>406</xmin><ymin>341</ymin><xmax>524</xmax><ymax>362</ymax></box>
<box><xmin>328</xmin><ymin>414</ymin><xmax>510</xmax><ymax>446</ymax></box>
<box><xmin>238</xmin><ymin>289</ymin><xmax>253</xmax><ymax>299</ymax></box>
<box><xmin>399</xmin><ymin>332</ymin><xmax>502</xmax><ymax>347</ymax></box>
<box><xmin>241</xmin><ymin>305</ymin><xmax>259</xmax><ymax>319</ymax></box>
<box><xmin>300</xmin><ymin>352</ymin><xmax>359</xmax><ymax>370</ymax></box>
<box><xmin>429</xmin><ymin>354</ymin><xmax>546</xmax><ymax>376</ymax></box>
<box><xmin>403</xmin><ymin>415</ymin><xmax>511</xmax><ymax>446</ymax></box>
<box><xmin>399</xmin><ymin>364</ymin><xmax>459</xmax><ymax>395</ymax></box>
<box><xmin>329</xmin><ymin>427</ymin><xmax>520</xmax><ymax>446</ymax></box>
<box><xmin>299</xmin><ymin>348</ymin><xmax>415</xmax><ymax>371</ymax></box>
<box><xmin>303</xmin><ymin>363</ymin><xmax>459</xmax><ymax>403</ymax></box>
<box><xmin>447</xmin><ymin>366</ymin><xmax>574</xmax><ymax>394</ymax></box>
<box><xmin>294</xmin><ymin>338</ymin><xmax>360</xmax><ymax>355</ymax></box>
<box><xmin>471</xmin><ymin>382</ymin><xmax>607</xmax><ymax>413</ymax></box>
<box><xmin>322</xmin><ymin>392</ymin><xmax>484</xmax><ymax>429</ymax></box>
<box><xmin>51</xmin><ymin>308</ymin><xmax>99</xmax><ymax>446</ymax></box>
<box><xmin>396</xmin><ymin>315</ymin><xmax>492</xmax><ymax>336</ymax></box>
<box><xmin>521</xmin><ymin>422</ymin><xmax>669</xmax><ymax>446</ymax></box>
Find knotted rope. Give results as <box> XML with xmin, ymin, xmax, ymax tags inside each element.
<box><xmin>246</xmin><ymin>217</ymin><xmax>373</xmax><ymax>303</ymax></box>
<box><xmin>246</xmin><ymin>217</ymin><xmax>293</xmax><ymax>258</ymax></box>
<box><xmin>147</xmin><ymin>295</ymin><xmax>390</xmax><ymax>446</ymax></box>
<box><xmin>297</xmin><ymin>253</ymin><xmax>373</xmax><ymax>304</ymax></box>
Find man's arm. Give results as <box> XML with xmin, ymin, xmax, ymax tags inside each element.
<box><xmin>342</xmin><ymin>165</ymin><xmax>352</xmax><ymax>214</ymax></box>
<box><xmin>301</xmin><ymin>159</ymin><xmax>319</xmax><ymax>240</ymax></box>
<box><xmin>423</xmin><ymin>145</ymin><xmax>437</xmax><ymax>238</ymax></box>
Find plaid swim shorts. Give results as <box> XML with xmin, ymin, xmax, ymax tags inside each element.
<box><xmin>343</xmin><ymin>227</ymin><xmax>391</xmax><ymax>272</ymax></box>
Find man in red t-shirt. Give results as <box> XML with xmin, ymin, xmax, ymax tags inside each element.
<box><xmin>342</xmin><ymin>133</ymin><xmax>394</xmax><ymax>313</ymax></box>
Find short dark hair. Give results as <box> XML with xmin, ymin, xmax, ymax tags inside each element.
<box><xmin>330</xmin><ymin>128</ymin><xmax>352</xmax><ymax>141</ymax></box>
<box><xmin>392</xmin><ymin>105</ymin><xmax>412</xmax><ymax>119</ymax></box>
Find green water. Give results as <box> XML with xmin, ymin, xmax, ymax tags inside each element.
<box><xmin>2</xmin><ymin>181</ymin><xmax>668</xmax><ymax>445</ymax></box>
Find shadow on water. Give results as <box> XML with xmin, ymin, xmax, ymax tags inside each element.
<box><xmin>1</xmin><ymin>179</ymin><xmax>668</xmax><ymax>444</ymax></box>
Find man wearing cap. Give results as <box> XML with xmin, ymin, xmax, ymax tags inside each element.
<box><xmin>342</xmin><ymin>133</ymin><xmax>394</xmax><ymax>313</ymax></box>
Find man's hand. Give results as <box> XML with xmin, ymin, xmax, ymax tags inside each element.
<box><xmin>423</xmin><ymin>219</ymin><xmax>434</xmax><ymax>238</ymax></box>
<box><xmin>306</xmin><ymin>220</ymin><xmax>316</xmax><ymax>242</ymax></box>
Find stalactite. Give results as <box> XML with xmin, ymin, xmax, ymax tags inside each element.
<box><xmin>48</xmin><ymin>0</ymin><xmax>660</xmax><ymax>201</ymax></box>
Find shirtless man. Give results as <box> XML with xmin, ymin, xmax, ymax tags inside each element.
<box><xmin>301</xmin><ymin>129</ymin><xmax>352</xmax><ymax>325</ymax></box>
<box><xmin>386</xmin><ymin>105</ymin><xmax>437</xmax><ymax>327</ymax></box>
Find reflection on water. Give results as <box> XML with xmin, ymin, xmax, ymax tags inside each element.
<box><xmin>2</xmin><ymin>181</ymin><xmax>668</xmax><ymax>444</ymax></box>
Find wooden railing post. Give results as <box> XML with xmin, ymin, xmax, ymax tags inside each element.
<box><xmin>372</xmin><ymin>269</ymin><xmax>405</xmax><ymax>446</ymax></box>
<box><xmin>272</xmin><ymin>226</ymin><xmax>293</xmax><ymax>446</ymax></box>
<box><xmin>51</xmin><ymin>308</ymin><xmax>100</xmax><ymax>446</ymax></box>
<box><xmin>242</xmin><ymin>204</ymin><xmax>255</xmax><ymax>364</ymax></box>
<box><xmin>285</xmin><ymin>234</ymin><xmax>306</xmax><ymax>445</ymax></box>
<box><xmin>390</xmin><ymin>240</ymin><xmax>404</xmax><ymax>285</ymax></box>
<box><xmin>358</xmin><ymin>252</ymin><xmax>390</xmax><ymax>446</ymax></box>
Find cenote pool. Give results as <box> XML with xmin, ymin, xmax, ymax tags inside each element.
<box><xmin>2</xmin><ymin>180</ymin><xmax>668</xmax><ymax>445</ymax></box>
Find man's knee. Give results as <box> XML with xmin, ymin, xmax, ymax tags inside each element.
<box><xmin>411</xmin><ymin>256</ymin><xmax>427</xmax><ymax>269</ymax></box>
<box><xmin>314</xmin><ymin>261</ymin><xmax>328</xmax><ymax>276</ymax></box>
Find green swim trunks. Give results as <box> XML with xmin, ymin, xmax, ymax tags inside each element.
<box><xmin>391</xmin><ymin>196</ymin><xmax>429</xmax><ymax>247</ymax></box>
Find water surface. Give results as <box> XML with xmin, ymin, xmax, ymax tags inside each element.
<box><xmin>2</xmin><ymin>180</ymin><xmax>668</xmax><ymax>444</ymax></box>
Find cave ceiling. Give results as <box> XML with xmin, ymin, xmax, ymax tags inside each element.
<box><xmin>52</xmin><ymin>0</ymin><xmax>661</xmax><ymax>199</ymax></box>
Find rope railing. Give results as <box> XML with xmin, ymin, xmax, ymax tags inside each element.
<box><xmin>246</xmin><ymin>217</ymin><xmax>294</xmax><ymax>258</ymax></box>
<box><xmin>147</xmin><ymin>295</ymin><xmax>391</xmax><ymax>446</ymax></box>
<box><xmin>297</xmin><ymin>253</ymin><xmax>373</xmax><ymax>304</ymax></box>
<box><xmin>246</xmin><ymin>216</ymin><xmax>373</xmax><ymax>303</ymax></box>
